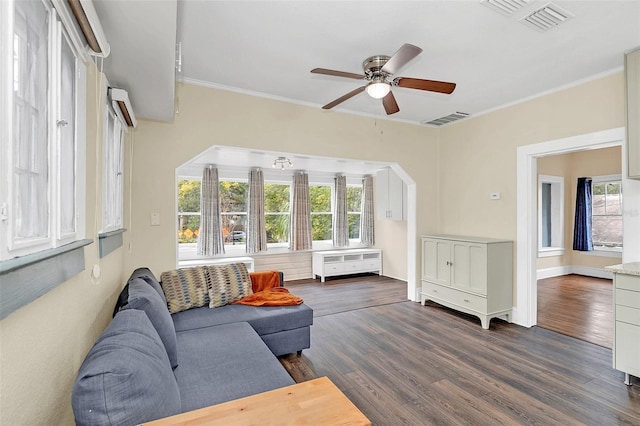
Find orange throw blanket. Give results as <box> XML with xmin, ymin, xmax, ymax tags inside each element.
<box><xmin>233</xmin><ymin>270</ymin><xmax>303</xmax><ymax>306</ymax></box>
<box><xmin>234</xmin><ymin>287</ymin><xmax>303</xmax><ymax>307</ymax></box>
<box><xmin>249</xmin><ymin>270</ymin><xmax>281</xmax><ymax>292</ymax></box>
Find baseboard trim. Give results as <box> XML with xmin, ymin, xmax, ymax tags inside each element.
<box><xmin>537</xmin><ymin>265</ymin><xmax>613</xmax><ymax>280</ymax></box>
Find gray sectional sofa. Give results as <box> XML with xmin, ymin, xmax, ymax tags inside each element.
<box><xmin>72</xmin><ymin>266</ymin><xmax>313</xmax><ymax>425</ymax></box>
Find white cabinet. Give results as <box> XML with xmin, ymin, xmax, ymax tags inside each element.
<box><xmin>376</xmin><ymin>168</ymin><xmax>406</xmax><ymax>221</ymax></box>
<box><xmin>626</xmin><ymin>48</ymin><xmax>640</xmax><ymax>179</ymax></box>
<box><xmin>607</xmin><ymin>263</ymin><xmax>640</xmax><ymax>385</ymax></box>
<box><xmin>420</xmin><ymin>235</ymin><xmax>512</xmax><ymax>329</ymax></box>
<box><xmin>312</xmin><ymin>249</ymin><xmax>382</xmax><ymax>282</ymax></box>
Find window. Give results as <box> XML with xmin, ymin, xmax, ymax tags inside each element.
<box><xmin>592</xmin><ymin>175</ymin><xmax>623</xmax><ymax>249</ymax></box>
<box><xmin>102</xmin><ymin>95</ymin><xmax>125</xmax><ymax>232</ymax></box>
<box><xmin>220</xmin><ymin>180</ymin><xmax>248</xmax><ymax>245</ymax></box>
<box><xmin>1</xmin><ymin>0</ymin><xmax>86</xmax><ymax>261</ymax></box>
<box><xmin>537</xmin><ymin>175</ymin><xmax>564</xmax><ymax>256</ymax></box>
<box><xmin>264</xmin><ymin>183</ymin><xmax>289</xmax><ymax>244</ymax></box>
<box><xmin>178</xmin><ymin>179</ymin><xmax>201</xmax><ymax>244</ymax></box>
<box><xmin>310</xmin><ymin>185</ymin><xmax>332</xmax><ymax>241</ymax></box>
<box><xmin>347</xmin><ymin>185</ymin><xmax>362</xmax><ymax>239</ymax></box>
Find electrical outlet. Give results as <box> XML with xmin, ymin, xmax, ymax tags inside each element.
<box><xmin>490</xmin><ymin>192</ymin><xmax>501</xmax><ymax>200</ymax></box>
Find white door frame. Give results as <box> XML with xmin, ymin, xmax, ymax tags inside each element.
<box><xmin>514</xmin><ymin>127</ymin><xmax>624</xmax><ymax>328</ymax></box>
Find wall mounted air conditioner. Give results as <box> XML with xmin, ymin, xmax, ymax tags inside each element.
<box><xmin>109</xmin><ymin>88</ymin><xmax>137</xmax><ymax>128</ymax></box>
<box><xmin>52</xmin><ymin>0</ymin><xmax>110</xmax><ymax>57</ymax></box>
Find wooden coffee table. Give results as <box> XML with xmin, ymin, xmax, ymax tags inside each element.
<box><xmin>143</xmin><ymin>376</ymin><xmax>371</xmax><ymax>425</ymax></box>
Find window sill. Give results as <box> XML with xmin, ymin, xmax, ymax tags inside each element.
<box><xmin>581</xmin><ymin>247</ymin><xmax>623</xmax><ymax>258</ymax></box>
<box><xmin>0</xmin><ymin>239</ymin><xmax>93</xmax><ymax>320</ymax></box>
<box><xmin>538</xmin><ymin>247</ymin><xmax>565</xmax><ymax>258</ymax></box>
<box><xmin>98</xmin><ymin>228</ymin><xmax>126</xmax><ymax>258</ymax></box>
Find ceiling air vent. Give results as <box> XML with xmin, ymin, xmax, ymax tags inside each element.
<box><xmin>481</xmin><ymin>0</ymin><xmax>529</xmax><ymax>16</ymax></box>
<box><xmin>520</xmin><ymin>3</ymin><xmax>573</xmax><ymax>31</ymax></box>
<box><xmin>422</xmin><ymin>112</ymin><xmax>470</xmax><ymax>126</ymax></box>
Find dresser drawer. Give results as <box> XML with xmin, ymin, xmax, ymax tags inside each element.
<box><xmin>361</xmin><ymin>260</ymin><xmax>381</xmax><ymax>271</ymax></box>
<box><xmin>324</xmin><ymin>263</ymin><xmax>344</xmax><ymax>275</ymax></box>
<box><xmin>616</xmin><ymin>288</ymin><xmax>640</xmax><ymax>309</ymax></box>
<box><xmin>615</xmin><ymin>273</ymin><xmax>640</xmax><ymax>292</ymax></box>
<box><xmin>616</xmin><ymin>305</ymin><xmax>640</xmax><ymax>326</ymax></box>
<box><xmin>422</xmin><ymin>281</ymin><xmax>487</xmax><ymax>312</ymax></box>
<box><xmin>343</xmin><ymin>261</ymin><xmax>362</xmax><ymax>272</ymax></box>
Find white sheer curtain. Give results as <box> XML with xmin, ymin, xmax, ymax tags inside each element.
<box><xmin>289</xmin><ymin>172</ymin><xmax>312</xmax><ymax>250</ymax></box>
<box><xmin>332</xmin><ymin>175</ymin><xmax>349</xmax><ymax>247</ymax></box>
<box><xmin>197</xmin><ymin>165</ymin><xmax>225</xmax><ymax>256</ymax></box>
<box><xmin>246</xmin><ymin>169</ymin><xmax>267</xmax><ymax>253</ymax></box>
<box><xmin>360</xmin><ymin>175</ymin><xmax>375</xmax><ymax>246</ymax></box>
<box><xmin>13</xmin><ymin>1</ymin><xmax>50</xmax><ymax>242</ymax></box>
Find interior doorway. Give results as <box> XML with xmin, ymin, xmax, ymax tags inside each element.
<box><xmin>515</xmin><ymin>128</ymin><xmax>624</xmax><ymax>328</ymax></box>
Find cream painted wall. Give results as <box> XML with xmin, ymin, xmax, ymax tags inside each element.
<box><xmin>124</xmin><ymin>83</ymin><xmax>438</xmax><ymax>283</ymax></box>
<box><xmin>438</xmin><ymin>72</ymin><xmax>626</xmax><ymax>303</ymax></box>
<box><xmin>0</xmin><ymin>64</ymin><xmax>129</xmax><ymax>424</ymax></box>
<box><xmin>536</xmin><ymin>146</ymin><xmax>622</xmax><ymax>272</ymax></box>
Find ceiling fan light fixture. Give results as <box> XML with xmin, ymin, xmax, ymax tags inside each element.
<box><xmin>366</xmin><ymin>81</ymin><xmax>391</xmax><ymax>99</ymax></box>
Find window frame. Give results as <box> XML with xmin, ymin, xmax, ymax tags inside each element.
<box><xmin>102</xmin><ymin>79</ymin><xmax>125</xmax><ymax>233</ymax></box>
<box><xmin>1</xmin><ymin>0</ymin><xmax>87</xmax><ymax>261</ymax></box>
<box><xmin>537</xmin><ymin>175</ymin><xmax>564</xmax><ymax>257</ymax></box>
<box><xmin>590</xmin><ymin>174</ymin><xmax>623</xmax><ymax>253</ymax></box>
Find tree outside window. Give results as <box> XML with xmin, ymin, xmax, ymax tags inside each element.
<box><xmin>177</xmin><ymin>179</ymin><xmax>200</xmax><ymax>243</ymax></box>
<box><xmin>264</xmin><ymin>183</ymin><xmax>289</xmax><ymax>243</ymax></box>
<box><xmin>310</xmin><ymin>185</ymin><xmax>332</xmax><ymax>240</ymax></box>
<box><xmin>347</xmin><ymin>186</ymin><xmax>362</xmax><ymax>239</ymax></box>
<box><xmin>219</xmin><ymin>181</ymin><xmax>247</xmax><ymax>244</ymax></box>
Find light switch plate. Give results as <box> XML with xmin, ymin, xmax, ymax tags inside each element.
<box><xmin>151</xmin><ymin>212</ymin><xmax>160</xmax><ymax>226</ymax></box>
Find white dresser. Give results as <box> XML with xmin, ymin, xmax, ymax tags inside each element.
<box><xmin>312</xmin><ymin>249</ymin><xmax>382</xmax><ymax>282</ymax></box>
<box><xmin>606</xmin><ymin>262</ymin><xmax>640</xmax><ymax>385</ymax></box>
<box><xmin>420</xmin><ymin>235</ymin><xmax>513</xmax><ymax>329</ymax></box>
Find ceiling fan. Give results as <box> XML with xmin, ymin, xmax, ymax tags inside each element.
<box><xmin>311</xmin><ymin>43</ymin><xmax>456</xmax><ymax>115</ymax></box>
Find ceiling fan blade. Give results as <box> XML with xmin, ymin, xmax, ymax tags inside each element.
<box><xmin>382</xmin><ymin>91</ymin><xmax>399</xmax><ymax>115</ymax></box>
<box><xmin>380</xmin><ymin>44</ymin><xmax>423</xmax><ymax>75</ymax></box>
<box><xmin>311</xmin><ymin>68</ymin><xmax>365</xmax><ymax>80</ymax></box>
<box><xmin>395</xmin><ymin>77</ymin><xmax>456</xmax><ymax>94</ymax></box>
<box><xmin>322</xmin><ymin>86</ymin><xmax>366</xmax><ymax>109</ymax></box>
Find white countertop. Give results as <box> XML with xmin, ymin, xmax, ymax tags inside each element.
<box><xmin>605</xmin><ymin>262</ymin><xmax>640</xmax><ymax>276</ymax></box>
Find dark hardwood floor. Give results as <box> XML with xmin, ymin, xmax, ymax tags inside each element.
<box><xmin>279</xmin><ymin>274</ymin><xmax>640</xmax><ymax>426</ymax></box>
<box><xmin>537</xmin><ymin>274</ymin><xmax>613</xmax><ymax>349</ymax></box>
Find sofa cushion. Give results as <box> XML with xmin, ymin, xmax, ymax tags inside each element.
<box><xmin>72</xmin><ymin>310</ymin><xmax>181</xmax><ymax>426</ymax></box>
<box><xmin>161</xmin><ymin>266</ymin><xmax>209</xmax><ymax>313</ymax></box>
<box><xmin>174</xmin><ymin>322</ymin><xmax>294</xmax><ymax>412</ymax></box>
<box><xmin>205</xmin><ymin>263</ymin><xmax>252</xmax><ymax>309</ymax></box>
<box><xmin>125</xmin><ymin>277</ymin><xmax>178</xmax><ymax>368</ymax></box>
<box><xmin>129</xmin><ymin>267</ymin><xmax>167</xmax><ymax>304</ymax></box>
<box><xmin>172</xmin><ymin>303</ymin><xmax>313</xmax><ymax>336</ymax></box>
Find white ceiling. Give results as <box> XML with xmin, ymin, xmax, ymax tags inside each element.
<box><xmin>92</xmin><ymin>0</ymin><xmax>640</xmax><ymax>174</ymax></box>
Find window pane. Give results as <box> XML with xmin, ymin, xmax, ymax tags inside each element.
<box><xmin>311</xmin><ymin>214</ymin><xmax>332</xmax><ymax>240</ymax></box>
<box><xmin>220</xmin><ymin>181</ymin><xmax>247</xmax><ymax>213</ymax></box>
<box><xmin>592</xmin><ymin>180</ymin><xmax>623</xmax><ymax>248</ymax></box>
<box><xmin>346</xmin><ymin>186</ymin><xmax>362</xmax><ymax>212</ymax></box>
<box><xmin>348</xmin><ymin>213</ymin><xmax>360</xmax><ymax>239</ymax></box>
<box><xmin>592</xmin><ymin>183</ymin><xmax>606</xmax><ymax>215</ymax></box>
<box><xmin>177</xmin><ymin>180</ymin><xmax>201</xmax><ymax>243</ymax></box>
<box><xmin>265</xmin><ymin>183</ymin><xmax>290</xmax><ymax>243</ymax></box>
<box><xmin>310</xmin><ymin>185</ymin><xmax>331</xmax><ymax>212</ymax></box>
<box><xmin>541</xmin><ymin>183</ymin><xmax>551</xmax><ymax>247</ymax></box>
<box><xmin>59</xmin><ymin>31</ymin><xmax>76</xmax><ymax>235</ymax></box>
<box><xmin>265</xmin><ymin>214</ymin><xmax>289</xmax><ymax>243</ymax></box>
<box><xmin>592</xmin><ymin>215</ymin><xmax>623</xmax><ymax>247</ymax></box>
<box><xmin>606</xmin><ymin>183</ymin><xmax>622</xmax><ymax>215</ymax></box>
<box><xmin>310</xmin><ymin>185</ymin><xmax>331</xmax><ymax>240</ymax></box>
<box><xmin>12</xmin><ymin>1</ymin><xmax>49</xmax><ymax>241</ymax></box>
<box><xmin>220</xmin><ymin>181</ymin><xmax>247</xmax><ymax>245</ymax></box>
